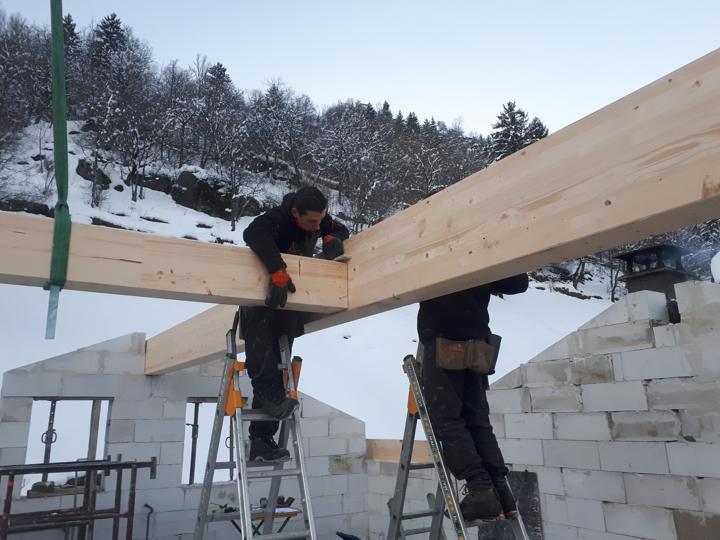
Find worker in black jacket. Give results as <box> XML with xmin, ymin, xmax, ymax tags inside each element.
<box><xmin>417</xmin><ymin>273</ymin><xmax>529</xmax><ymax>521</ymax></box>
<box><xmin>242</xmin><ymin>186</ymin><xmax>349</xmax><ymax>462</ymax></box>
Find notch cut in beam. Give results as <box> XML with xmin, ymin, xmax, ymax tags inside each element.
<box><xmin>145</xmin><ymin>47</ymin><xmax>720</xmax><ymax>374</ymax></box>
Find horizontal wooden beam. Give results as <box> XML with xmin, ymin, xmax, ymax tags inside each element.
<box><xmin>0</xmin><ymin>212</ymin><xmax>348</xmax><ymax>311</ymax></box>
<box><xmin>145</xmin><ymin>47</ymin><xmax>720</xmax><ymax>374</ymax></box>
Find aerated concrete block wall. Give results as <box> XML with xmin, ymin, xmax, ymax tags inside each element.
<box><xmin>489</xmin><ymin>282</ymin><xmax>720</xmax><ymax>540</ymax></box>
<box><xmin>0</xmin><ymin>333</ymin><xmax>368</xmax><ymax>540</ymax></box>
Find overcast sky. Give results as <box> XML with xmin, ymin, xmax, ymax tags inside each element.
<box><xmin>2</xmin><ymin>0</ymin><xmax>719</xmax><ymax>134</ymax></box>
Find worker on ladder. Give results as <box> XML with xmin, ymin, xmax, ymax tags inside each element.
<box><xmin>242</xmin><ymin>186</ymin><xmax>349</xmax><ymax>462</ymax></box>
<box><xmin>416</xmin><ymin>273</ymin><xmax>529</xmax><ymax>521</ymax></box>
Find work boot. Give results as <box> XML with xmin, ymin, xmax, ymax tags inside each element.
<box><xmin>459</xmin><ymin>480</ymin><xmax>503</xmax><ymax>522</ymax></box>
<box><xmin>493</xmin><ymin>477</ymin><xmax>518</xmax><ymax>518</ymax></box>
<box><xmin>261</xmin><ymin>396</ymin><xmax>299</xmax><ymax>420</ymax></box>
<box><xmin>249</xmin><ymin>437</ymin><xmax>290</xmax><ymax>462</ymax></box>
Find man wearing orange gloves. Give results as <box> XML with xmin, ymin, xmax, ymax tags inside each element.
<box><xmin>242</xmin><ymin>186</ymin><xmax>349</xmax><ymax>462</ymax></box>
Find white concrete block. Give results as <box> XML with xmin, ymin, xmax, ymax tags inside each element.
<box><xmin>542</xmin><ymin>521</ymin><xmax>579</xmax><ymax>540</ymax></box>
<box><xmin>489</xmin><ymin>413</ymin><xmax>505</xmax><ymax>438</ymax></box>
<box><xmin>348</xmin><ymin>473</ymin><xmax>367</xmax><ymax>494</ymax></box>
<box><xmin>498</xmin><ymin>439</ymin><xmax>544</xmax><ymax>466</ymax></box>
<box><xmin>598</xmin><ymin>441</ymin><xmax>669</xmax><ymax>474</ymax></box>
<box><xmin>134</xmin><ymin>418</ymin><xmax>185</xmax><ymax>443</ymax></box>
<box><xmin>667</xmin><ymin>442</ymin><xmax>720</xmax><ymax>478</ymax></box>
<box><xmin>543</xmin><ymin>440</ymin><xmax>600</xmax><ymax>470</ymax></box>
<box><xmin>544</xmin><ymin>494</ymin><xmax>605</xmax><ymax>531</ymax></box>
<box><xmin>305</xmin><ymin>456</ymin><xmax>330</xmax><ymax>477</ymax></box>
<box><xmin>580</xmin><ymin>290</ymin><xmax>668</xmax><ymax>330</ymax></box>
<box><xmin>107</xmin><ymin>442</ymin><xmax>160</xmax><ymax>461</ymax></box>
<box><xmin>110</xmin><ymin>398</ymin><xmax>166</xmax><ymax>420</ymax></box>
<box><xmin>487</xmin><ymin>388</ymin><xmax>531</xmax><ymax>413</ymax></box>
<box><xmin>300</xmin><ymin>417</ymin><xmax>329</xmax><ymax>438</ymax></box>
<box><xmin>647</xmin><ymin>378</ymin><xmax>720</xmax><ymax>411</ymax></box>
<box><xmin>700</xmin><ymin>477</ymin><xmax>720</xmax><ymax>513</ymax></box>
<box><xmin>0</xmin><ymin>446</ymin><xmax>26</xmax><ymax>466</ymax></box>
<box><xmin>522</xmin><ymin>359</ymin><xmax>571</xmax><ymax>387</ymax></box>
<box><xmin>0</xmin><ymin>421</ymin><xmax>29</xmax><ymax>447</ymax></box>
<box><xmin>329</xmin><ymin>454</ymin><xmax>366</xmax><ymax>474</ymax></box>
<box><xmin>610</xmin><ymin>411</ymin><xmax>681</xmax><ymax>441</ymax></box>
<box><xmin>320</xmin><ymin>474</ymin><xmax>348</xmax><ymax>496</ymax></box>
<box><xmin>582</xmin><ymin>381</ymin><xmax>648</xmax><ymax>412</ymax></box>
<box><xmin>570</xmin><ymin>355</ymin><xmax>614</xmax><ymax>385</ymax></box>
<box><xmin>86</xmin><ymin>332</ymin><xmax>145</xmax><ymax>355</ymax></box>
<box><xmin>505</xmin><ymin>413</ymin><xmax>553</xmax><ymax>439</ymax></box>
<box><xmin>348</xmin><ymin>437</ymin><xmax>366</xmax><ymax>454</ymax></box>
<box><xmin>1</xmin><ymin>372</ymin><xmax>62</xmax><ymax>397</ymax></box>
<box><xmin>563</xmin><ymin>468</ymin><xmax>625</xmax><ymax>503</ymax></box>
<box><xmin>578</xmin><ymin>321</ymin><xmax>654</xmax><ymax>355</ymax></box>
<box><xmin>530</xmin><ymin>385</ymin><xmax>582</xmax><ymax>412</ymax></box>
<box><xmin>577</xmin><ymin>528</ymin><xmax>646</xmax><ymax>540</ymax></box>
<box><xmin>675</xmin><ymin>280</ymin><xmax>720</xmax><ymax>316</ymax></box>
<box><xmin>653</xmin><ymin>324</ymin><xmax>678</xmax><ymax>348</ymax></box>
<box><xmin>308</xmin><ymin>437</ymin><xmax>348</xmax><ymax>457</ymax></box>
<box><xmin>491</xmin><ymin>367</ymin><xmax>524</xmax><ymax>389</ymax></box>
<box><xmin>312</xmin><ymin>494</ymin><xmax>344</xmax><ymax>517</ymax></box>
<box><xmin>603</xmin><ymin>502</ymin><xmax>677</xmax><ymax>540</ymax></box>
<box><xmin>555</xmin><ymin>413</ymin><xmax>612</xmax><ymax>441</ymax></box>
<box><xmin>530</xmin><ymin>332</ymin><xmax>580</xmax><ymax>363</ymax></box>
<box><xmin>0</xmin><ymin>398</ymin><xmax>32</xmax><ymax>422</ymax></box>
<box><xmin>614</xmin><ymin>347</ymin><xmax>692</xmax><ymax>380</ymax></box>
<box><xmin>330</xmin><ymin>416</ymin><xmax>364</xmax><ymax>436</ymax></box>
<box><xmin>522</xmin><ymin>465</ymin><xmax>565</xmax><ymax>495</ymax></box>
<box><xmin>162</xmin><ymin>400</ymin><xmax>187</xmax><ymax>420</ymax></box>
<box><xmin>106</xmin><ymin>419</ymin><xmax>135</xmax><ymax>443</ymax></box>
<box><xmin>342</xmin><ymin>490</ymin><xmax>368</xmax><ymax>513</ymax></box>
<box><xmin>160</xmin><ymin>442</ymin><xmax>184</xmax><ymax>465</ymax></box>
<box><xmin>624</xmin><ymin>473</ymin><xmax>701</xmax><ymax>511</ymax></box>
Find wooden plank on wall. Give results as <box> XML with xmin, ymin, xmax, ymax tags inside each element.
<box><xmin>0</xmin><ymin>212</ymin><xmax>348</xmax><ymax>311</ymax></box>
<box><xmin>145</xmin><ymin>48</ymin><xmax>720</xmax><ymax>374</ymax></box>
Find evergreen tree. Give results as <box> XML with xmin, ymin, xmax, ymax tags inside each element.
<box><xmin>489</xmin><ymin>101</ymin><xmax>529</xmax><ymax>161</ymax></box>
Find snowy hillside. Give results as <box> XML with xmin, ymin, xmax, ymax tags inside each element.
<box><xmin>0</xmin><ymin>124</ymin><xmax>612</xmax><ymax>438</ymax></box>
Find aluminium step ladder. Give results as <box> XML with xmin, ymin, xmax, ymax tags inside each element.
<box><xmin>387</xmin><ymin>348</ymin><xmax>530</xmax><ymax>540</ymax></box>
<box><xmin>193</xmin><ymin>310</ymin><xmax>316</xmax><ymax>540</ymax></box>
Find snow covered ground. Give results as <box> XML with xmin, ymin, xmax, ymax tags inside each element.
<box><xmin>1</xmin><ymin>123</ymin><xmax>611</xmax><ymax>441</ymax></box>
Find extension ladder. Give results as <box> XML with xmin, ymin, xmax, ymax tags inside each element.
<box><xmin>193</xmin><ymin>310</ymin><xmax>316</xmax><ymax>540</ymax></box>
<box><xmin>387</xmin><ymin>348</ymin><xmax>530</xmax><ymax>540</ymax></box>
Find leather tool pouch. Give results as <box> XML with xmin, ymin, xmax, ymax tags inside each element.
<box><xmin>435</xmin><ymin>334</ymin><xmax>501</xmax><ymax>375</ymax></box>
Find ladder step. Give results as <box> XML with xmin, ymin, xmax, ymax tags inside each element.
<box><xmin>401</xmin><ymin>509</ymin><xmax>439</xmax><ymax>520</ymax></box>
<box><xmin>408</xmin><ymin>462</ymin><xmax>435</xmax><ymax>470</ymax></box>
<box><xmin>256</xmin><ymin>531</ymin><xmax>309</xmax><ymax>540</ymax></box>
<box><xmin>215</xmin><ymin>460</ymin><xmax>291</xmax><ymax>469</ymax></box>
<box><xmin>403</xmin><ymin>526</ymin><xmax>433</xmax><ymax>535</ymax></box>
<box><xmin>247</xmin><ymin>468</ymin><xmax>301</xmax><ymax>479</ymax></box>
<box><xmin>240</xmin><ymin>410</ymin><xmax>295</xmax><ymax>422</ymax></box>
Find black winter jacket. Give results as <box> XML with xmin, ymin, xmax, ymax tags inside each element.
<box><xmin>417</xmin><ymin>274</ymin><xmax>529</xmax><ymax>343</ymax></box>
<box><xmin>243</xmin><ymin>192</ymin><xmax>350</xmax><ymax>273</ymax></box>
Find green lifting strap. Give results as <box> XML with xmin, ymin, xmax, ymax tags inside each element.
<box><xmin>45</xmin><ymin>0</ymin><xmax>72</xmax><ymax>339</ymax></box>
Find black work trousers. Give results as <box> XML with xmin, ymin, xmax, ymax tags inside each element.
<box><xmin>240</xmin><ymin>306</ymin><xmax>299</xmax><ymax>440</ymax></box>
<box><xmin>421</xmin><ymin>339</ymin><xmax>508</xmax><ymax>486</ymax></box>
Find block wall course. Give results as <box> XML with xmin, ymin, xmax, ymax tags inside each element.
<box><xmin>582</xmin><ymin>381</ymin><xmax>648</xmax><ymax>412</ymax></box>
<box><xmin>598</xmin><ymin>441</ymin><xmax>669</xmax><ymax>474</ymax></box>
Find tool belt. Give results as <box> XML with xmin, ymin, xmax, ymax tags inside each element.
<box><xmin>434</xmin><ymin>334</ymin><xmax>501</xmax><ymax>375</ymax></box>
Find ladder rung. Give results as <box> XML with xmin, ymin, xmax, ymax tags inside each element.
<box><xmin>240</xmin><ymin>410</ymin><xmax>293</xmax><ymax>422</ymax></box>
<box><xmin>215</xmin><ymin>460</ymin><xmax>290</xmax><ymax>469</ymax></box>
<box><xmin>247</xmin><ymin>467</ymin><xmax>301</xmax><ymax>479</ymax></box>
<box><xmin>256</xmin><ymin>531</ymin><xmax>309</xmax><ymax>540</ymax></box>
<box><xmin>408</xmin><ymin>462</ymin><xmax>435</xmax><ymax>470</ymax></box>
<box><xmin>401</xmin><ymin>509</ymin><xmax>439</xmax><ymax>520</ymax></box>
<box><xmin>403</xmin><ymin>526</ymin><xmax>433</xmax><ymax>535</ymax></box>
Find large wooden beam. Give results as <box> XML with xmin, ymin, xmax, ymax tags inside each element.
<box><xmin>0</xmin><ymin>212</ymin><xmax>347</xmax><ymax>311</ymax></box>
<box><xmin>145</xmin><ymin>48</ymin><xmax>720</xmax><ymax>374</ymax></box>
